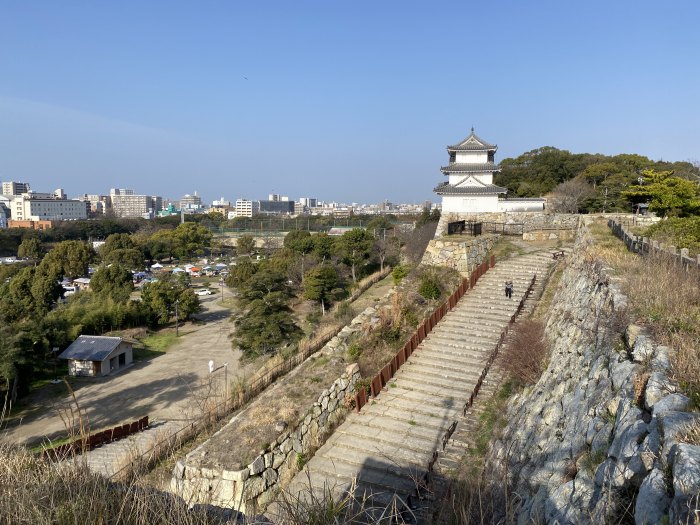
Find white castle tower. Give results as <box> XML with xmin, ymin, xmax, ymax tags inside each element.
<box><xmin>433</xmin><ymin>128</ymin><xmax>507</xmax><ymax>213</ymax></box>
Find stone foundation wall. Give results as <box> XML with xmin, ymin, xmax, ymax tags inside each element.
<box><xmin>489</xmin><ymin>221</ymin><xmax>700</xmax><ymax>524</ymax></box>
<box><xmin>420</xmin><ymin>235</ymin><xmax>497</xmax><ymax>274</ymax></box>
<box><xmin>171</xmin><ymin>363</ymin><xmax>361</xmax><ymax>513</ymax></box>
<box><xmin>434</xmin><ymin>212</ymin><xmax>580</xmax><ymax>238</ymax></box>
<box><xmin>522</xmin><ymin>229</ymin><xmax>576</xmax><ymax>242</ymax></box>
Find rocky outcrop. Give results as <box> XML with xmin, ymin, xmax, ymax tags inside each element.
<box><xmin>489</xmin><ymin>222</ymin><xmax>700</xmax><ymax>524</ymax></box>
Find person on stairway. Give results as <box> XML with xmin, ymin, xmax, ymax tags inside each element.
<box><xmin>505</xmin><ymin>280</ymin><xmax>513</xmax><ymax>299</ymax></box>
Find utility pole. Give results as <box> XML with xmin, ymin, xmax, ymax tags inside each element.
<box><xmin>175</xmin><ymin>299</ymin><xmax>179</xmax><ymax>337</ymax></box>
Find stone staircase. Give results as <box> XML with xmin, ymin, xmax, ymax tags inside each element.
<box><xmin>267</xmin><ymin>250</ymin><xmax>558</xmax><ymax>523</ymax></box>
<box><xmin>67</xmin><ymin>419</ymin><xmax>185</xmax><ymax>478</ymax></box>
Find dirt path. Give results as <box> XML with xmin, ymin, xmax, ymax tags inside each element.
<box><xmin>3</xmin><ymin>291</ymin><xmax>242</xmax><ymax>446</ymax></box>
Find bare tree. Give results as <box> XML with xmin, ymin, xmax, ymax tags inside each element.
<box><xmin>549</xmin><ymin>178</ymin><xmax>595</xmax><ymax>213</ymax></box>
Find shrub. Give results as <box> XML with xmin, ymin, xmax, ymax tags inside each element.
<box><xmin>346</xmin><ymin>343</ymin><xmax>362</xmax><ymax>362</ymax></box>
<box><xmin>418</xmin><ymin>276</ymin><xmax>441</xmax><ymax>300</ymax></box>
<box><xmin>500</xmin><ymin>320</ymin><xmax>548</xmax><ymax>388</ymax></box>
<box><xmin>334</xmin><ymin>301</ymin><xmax>355</xmax><ymax>323</ymax></box>
<box><xmin>391</xmin><ymin>265</ymin><xmax>410</xmax><ymax>285</ymax></box>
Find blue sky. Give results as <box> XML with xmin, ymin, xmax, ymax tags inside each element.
<box><xmin>1</xmin><ymin>1</ymin><xmax>699</xmax><ymax>204</ymax></box>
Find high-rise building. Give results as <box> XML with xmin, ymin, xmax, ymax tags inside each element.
<box><xmin>109</xmin><ymin>190</ymin><xmax>162</xmax><ymax>218</ymax></box>
<box><xmin>1</xmin><ymin>181</ymin><xmax>31</xmax><ymax>196</ymax></box>
<box><xmin>259</xmin><ymin>200</ymin><xmax>295</xmax><ymax>215</ymax></box>
<box><xmin>10</xmin><ymin>192</ymin><xmax>88</xmax><ymax>221</ymax></box>
<box><xmin>180</xmin><ymin>191</ymin><xmax>203</xmax><ymax>211</ymax></box>
<box><xmin>234</xmin><ymin>199</ymin><xmax>259</xmax><ymax>218</ymax></box>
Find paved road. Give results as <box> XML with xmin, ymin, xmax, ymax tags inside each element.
<box><xmin>3</xmin><ymin>291</ymin><xmax>241</xmax><ymax>446</ymax></box>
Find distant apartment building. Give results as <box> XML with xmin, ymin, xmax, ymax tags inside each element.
<box><xmin>180</xmin><ymin>192</ymin><xmax>203</xmax><ymax>212</ymax></box>
<box><xmin>267</xmin><ymin>193</ymin><xmax>289</xmax><ymax>202</ymax></box>
<box><xmin>259</xmin><ymin>200</ymin><xmax>295</xmax><ymax>215</ymax></box>
<box><xmin>234</xmin><ymin>199</ymin><xmax>259</xmax><ymax>218</ymax></box>
<box><xmin>1</xmin><ymin>181</ymin><xmax>31</xmax><ymax>196</ymax></box>
<box><xmin>78</xmin><ymin>194</ymin><xmax>110</xmax><ymax>216</ymax></box>
<box><xmin>109</xmin><ymin>189</ymin><xmax>162</xmax><ymax>218</ymax></box>
<box><xmin>210</xmin><ymin>197</ymin><xmax>232</xmax><ymax>218</ymax></box>
<box><xmin>10</xmin><ymin>190</ymin><xmax>88</xmax><ymax>221</ymax></box>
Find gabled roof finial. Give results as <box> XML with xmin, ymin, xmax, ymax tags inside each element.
<box><xmin>471</xmin><ymin>126</ymin><xmax>474</xmax><ymax>133</ymax></box>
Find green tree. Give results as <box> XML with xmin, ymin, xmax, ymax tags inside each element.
<box><xmin>90</xmin><ymin>264</ymin><xmax>134</xmax><ymax>302</ymax></box>
<box><xmin>232</xmin><ymin>267</ymin><xmax>301</xmax><ymax>356</ymax></box>
<box><xmin>147</xmin><ymin>229</ymin><xmax>177</xmax><ymax>262</ymax></box>
<box><xmin>17</xmin><ymin>237</ymin><xmax>43</xmax><ymax>261</ymax></box>
<box><xmin>284</xmin><ymin>230</ymin><xmax>314</xmax><ymax>279</ymax></box>
<box><xmin>225</xmin><ymin>258</ymin><xmax>258</xmax><ymax>289</ymax></box>
<box><xmin>622</xmin><ymin>169</ymin><xmax>700</xmax><ymax>217</ymax></box>
<box><xmin>103</xmin><ymin>248</ymin><xmax>144</xmax><ymax>270</ymax></box>
<box><xmin>141</xmin><ymin>275</ymin><xmax>200</xmax><ymax>326</ymax></box>
<box><xmin>43</xmin><ymin>240</ymin><xmax>94</xmax><ymax>279</ymax></box>
<box><xmin>335</xmin><ymin>228</ymin><xmax>374</xmax><ymax>282</ymax></box>
<box><xmin>303</xmin><ymin>265</ymin><xmax>340</xmax><ymax>315</ymax></box>
<box><xmin>100</xmin><ymin>233</ymin><xmax>135</xmax><ymax>259</ymax></box>
<box><xmin>236</xmin><ymin>234</ymin><xmax>256</xmax><ymax>257</ymax></box>
<box><xmin>172</xmin><ymin>222</ymin><xmax>213</xmax><ymax>258</ymax></box>
<box><xmin>312</xmin><ymin>233</ymin><xmax>335</xmax><ymax>262</ymax></box>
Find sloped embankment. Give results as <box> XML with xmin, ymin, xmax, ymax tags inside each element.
<box><xmin>490</xmin><ymin>222</ymin><xmax>700</xmax><ymax>524</ymax></box>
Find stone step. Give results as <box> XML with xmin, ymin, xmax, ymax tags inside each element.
<box><xmin>371</xmin><ymin>386</ymin><xmax>464</xmax><ymax>413</ymax></box>
<box><xmin>369</xmin><ymin>390</ymin><xmax>463</xmax><ymax>420</ymax></box>
<box><xmin>304</xmin><ymin>456</ymin><xmax>422</xmax><ymax>496</ymax></box>
<box><xmin>333</xmin><ymin>421</ymin><xmax>437</xmax><ymax>456</ymax></box>
<box><xmin>399</xmin><ymin>361</ymin><xmax>483</xmax><ymax>384</ymax></box>
<box><xmin>325</xmin><ymin>432</ymin><xmax>436</xmax><ymax>468</ymax></box>
<box><xmin>419</xmin><ymin>341</ymin><xmax>492</xmax><ymax>357</ymax></box>
<box><xmin>335</xmin><ymin>416</ymin><xmax>440</xmax><ymax>449</ymax></box>
<box><xmin>319</xmin><ymin>444</ymin><xmax>427</xmax><ymax>479</ymax></box>
<box><xmin>359</xmin><ymin>401</ymin><xmax>457</xmax><ymax>432</ymax></box>
<box><xmin>351</xmin><ymin>411</ymin><xmax>447</xmax><ymax>443</ymax></box>
<box><xmin>408</xmin><ymin>351</ymin><xmax>487</xmax><ymax>372</ymax></box>
<box><xmin>394</xmin><ymin>369</ymin><xmax>477</xmax><ymax>395</ymax></box>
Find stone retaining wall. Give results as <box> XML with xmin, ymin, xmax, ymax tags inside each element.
<box><xmin>170</xmin><ymin>296</ymin><xmax>392</xmax><ymax>513</ymax></box>
<box><xmin>420</xmin><ymin>235</ymin><xmax>497</xmax><ymax>275</ymax></box>
<box><xmin>171</xmin><ymin>363</ymin><xmax>361</xmax><ymax>513</ymax></box>
<box><xmin>489</xmin><ymin>220</ymin><xmax>700</xmax><ymax>524</ymax></box>
<box><xmin>434</xmin><ymin>212</ymin><xmax>580</xmax><ymax>238</ymax></box>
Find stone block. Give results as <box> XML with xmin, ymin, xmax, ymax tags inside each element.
<box><xmin>645</xmin><ymin>371</ymin><xmax>675</xmax><ymax>408</ymax></box>
<box><xmin>222</xmin><ymin>468</ymin><xmax>249</xmax><ymax>482</ymax></box>
<box><xmin>262</xmin><ymin>467</ymin><xmax>278</xmax><ymax>487</ymax></box>
<box><xmin>242</xmin><ymin>475</ymin><xmax>266</xmax><ymax>499</ymax></box>
<box><xmin>249</xmin><ymin>456</ymin><xmax>265</xmax><ymax>475</ymax></box>
<box><xmin>264</xmin><ymin>453</ymin><xmax>273</xmax><ymax>469</ymax></box>
<box><xmin>672</xmin><ymin>443</ymin><xmax>700</xmax><ymax>497</ymax></box>
<box><xmin>651</xmin><ymin>393</ymin><xmax>690</xmax><ymax>414</ymax></box>
<box><xmin>635</xmin><ymin>468</ymin><xmax>671</xmax><ymax>525</ymax></box>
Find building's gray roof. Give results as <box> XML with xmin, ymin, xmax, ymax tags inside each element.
<box><xmin>447</xmin><ymin>129</ymin><xmax>497</xmax><ymax>151</ymax></box>
<box><xmin>441</xmin><ymin>162</ymin><xmax>501</xmax><ymax>174</ymax></box>
<box><xmin>433</xmin><ymin>182</ymin><xmax>507</xmax><ymax>195</ymax></box>
<box><xmin>58</xmin><ymin>335</ymin><xmax>125</xmax><ymax>362</ymax></box>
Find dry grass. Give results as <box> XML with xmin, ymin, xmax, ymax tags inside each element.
<box><xmin>0</xmin><ymin>443</ymin><xmax>235</xmax><ymax>525</ymax></box>
<box><xmin>499</xmin><ymin>320</ymin><xmax>548</xmax><ymax>388</ymax></box>
<box><xmin>591</xmin><ymin>219</ymin><xmax>700</xmax><ymax>408</ymax></box>
<box><xmin>677</xmin><ymin>420</ymin><xmax>700</xmax><ymax>446</ymax></box>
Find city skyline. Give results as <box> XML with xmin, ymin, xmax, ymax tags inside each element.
<box><xmin>2</xmin><ymin>1</ymin><xmax>699</xmax><ymax>204</ymax></box>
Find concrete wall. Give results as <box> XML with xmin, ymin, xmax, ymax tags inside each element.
<box><xmin>421</xmin><ymin>235</ymin><xmax>497</xmax><ymax>275</ymax></box>
<box><xmin>488</xmin><ymin>221</ymin><xmax>700</xmax><ymax>524</ymax></box>
<box><xmin>171</xmin><ymin>364</ymin><xmax>361</xmax><ymax>513</ymax></box>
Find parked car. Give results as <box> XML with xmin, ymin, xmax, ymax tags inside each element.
<box><xmin>195</xmin><ymin>288</ymin><xmax>213</xmax><ymax>296</ymax></box>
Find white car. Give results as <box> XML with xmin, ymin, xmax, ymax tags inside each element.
<box><xmin>195</xmin><ymin>288</ymin><xmax>213</xmax><ymax>296</ymax></box>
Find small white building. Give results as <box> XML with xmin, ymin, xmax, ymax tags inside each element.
<box><xmin>434</xmin><ymin>129</ymin><xmax>544</xmax><ymax>214</ymax></box>
<box><xmin>58</xmin><ymin>335</ymin><xmax>133</xmax><ymax>377</ymax></box>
